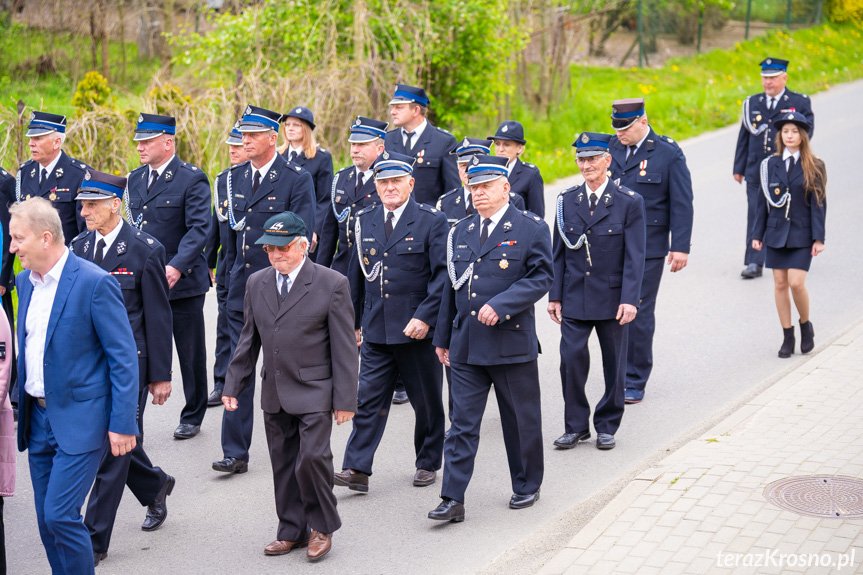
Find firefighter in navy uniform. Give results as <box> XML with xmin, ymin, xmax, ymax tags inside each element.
<box><xmin>70</xmin><ymin>170</ymin><xmax>174</xmax><ymax>566</ymax></box>
<box><xmin>205</xmin><ymin>122</ymin><xmax>245</xmax><ymax>407</ymax></box>
<box><xmin>489</xmin><ymin>121</ymin><xmax>545</xmax><ymax>217</ymax></box>
<box><xmin>437</xmin><ymin>137</ymin><xmax>524</xmax><ymax>226</ymax></box>
<box><xmin>607</xmin><ymin>98</ymin><xmax>693</xmax><ymax>404</ymax></box>
<box><xmin>734</xmin><ymin>58</ymin><xmax>814</xmax><ymax>279</ymax></box>
<box><xmin>548</xmin><ymin>133</ymin><xmax>646</xmax><ymax>452</ymax></box>
<box><xmin>316</xmin><ymin>117</ymin><xmax>387</xmax><ymax>275</ymax></box>
<box><xmin>212</xmin><ymin>104</ymin><xmax>316</xmax><ymax>475</ymax></box>
<box><xmin>17</xmin><ymin>111</ymin><xmax>89</xmax><ymax>245</ymax></box>
<box><xmin>126</xmin><ymin>113</ymin><xmax>212</xmax><ymax>440</ymax></box>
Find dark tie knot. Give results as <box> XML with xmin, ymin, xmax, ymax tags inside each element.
<box><xmin>589</xmin><ymin>193</ymin><xmax>598</xmax><ymax>210</ymax></box>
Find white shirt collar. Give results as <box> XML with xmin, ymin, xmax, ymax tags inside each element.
<box><xmin>385</xmin><ymin>199</ymin><xmax>410</xmax><ymax>229</ymax></box>
<box><xmin>480</xmin><ymin>201</ymin><xmax>511</xmax><ymax>229</ymax></box>
<box><xmin>767</xmin><ymin>89</ymin><xmax>786</xmax><ymax>103</ymax></box>
<box><xmin>505</xmin><ymin>158</ymin><xmax>517</xmax><ymax>175</ymax></box>
<box><xmin>30</xmin><ymin>247</ymin><xmax>70</xmax><ymax>286</ymax></box>
<box><xmin>149</xmin><ymin>154</ymin><xmax>176</xmax><ymax>178</ymax></box>
<box><xmin>95</xmin><ymin>218</ymin><xmax>124</xmax><ymax>252</ymax></box>
<box><xmin>586</xmin><ymin>177</ymin><xmax>610</xmax><ymax>199</ymax></box>
<box><xmin>404</xmin><ymin>119</ymin><xmax>428</xmax><ymax>141</ymax></box>
<box><xmin>288</xmin><ymin>145</ymin><xmax>303</xmax><ymax>159</ymax></box>
<box><xmin>39</xmin><ymin>150</ymin><xmax>62</xmax><ymax>175</ymax></box>
<box><xmin>631</xmin><ymin>130</ymin><xmax>650</xmax><ymax>153</ymax></box>
<box><xmin>782</xmin><ymin>149</ymin><xmax>800</xmax><ymax>162</ymax></box>
<box><xmin>253</xmin><ymin>151</ymin><xmax>279</xmax><ymax>181</ymax></box>
<box><xmin>276</xmin><ymin>256</ymin><xmax>306</xmax><ymax>289</ymax></box>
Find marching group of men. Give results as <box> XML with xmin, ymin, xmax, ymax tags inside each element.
<box><xmin>0</xmin><ymin>56</ymin><xmax>809</xmax><ymax>572</ymax></box>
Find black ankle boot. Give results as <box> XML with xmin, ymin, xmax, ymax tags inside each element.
<box><xmin>778</xmin><ymin>327</ymin><xmax>795</xmax><ymax>358</ymax></box>
<box><xmin>800</xmin><ymin>320</ymin><xmax>815</xmax><ymax>354</ymax></box>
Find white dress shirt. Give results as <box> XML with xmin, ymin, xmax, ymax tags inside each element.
<box><xmin>276</xmin><ymin>256</ymin><xmax>306</xmax><ymax>294</ymax></box>
<box><xmin>287</xmin><ymin>145</ymin><xmax>303</xmax><ymax>162</ymax></box>
<box><xmin>479</xmin><ymin>201</ymin><xmax>511</xmax><ymax>239</ymax></box>
<box><xmin>766</xmin><ymin>89</ymin><xmax>786</xmax><ymax>111</ymax></box>
<box><xmin>94</xmin><ymin>219</ymin><xmax>124</xmax><ymax>261</ymax></box>
<box><xmin>24</xmin><ymin>248</ymin><xmax>71</xmax><ymax>398</ymax></box>
<box><xmin>402</xmin><ymin>119</ymin><xmax>428</xmax><ymax>147</ymax></box>
<box><xmin>384</xmin><ymin>200</ymin><xmax>410</xmax><ymax>230</ymax></box>
<box><xmin>148</xmin><ymin>154</ymin><xmax>176</xmax><ymax>182</ymax></box>
<box><xmin>39</xmin><ymin>151</ymin><xmax>62</xmax><ymax>181</ymax></box>
<box><xmin>782</xmin><ymin>149</ymin><xmax>800</xmax><ymax>172</ymax></box>
<box><xmin>252</xmin><ymin>152</ymin><xmax>279</xmax><ymax>188</ymax></box>
<box><xmin>586</xmin><ymin>177</ymin><xmax>611</xmax><ymax>207</ymax></box>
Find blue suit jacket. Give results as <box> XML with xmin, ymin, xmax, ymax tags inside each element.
<box><xmin>433</xmin><ymin>204</ymin><xmax>553</xmax><ymax>365</ymax></box>
<box><xmin>384</xmin><ymin>123</ymin><xmax>460</xmax><ymax>206</ymax></box>
<box><xmin>348</xmin><ymin>198</ymin><xmax>449</xmax><ymax>344</ymax></box>
<box><xmin>126</xmin><ymin>155</ymin><xmax>212</xmax><ymax>300</ymax></box>
<box><xmin>437</xmin><ymin>187</ymin><xmax>524</xmax><ymax>226</ymax></box>
<box><xmin>17</xmin><ymin>151</ymin><xmax>89</xmax><ymax>245</ymax></box>
<box><xmin>0</xmin><ymin>169</ymin><xmax>13</xmax><ymax>291</ymax></box>
<box><xmin>752</xmin><ymin>156</ymin><xmax>826</xmax><ymax>248</ymax></box>
<box><xmin>282</xmin><ymin>147</ymin><xmax>334</xmax><ymax>242</ymax></box>
<box><xmin>508</xmin><ymin>159</ymin><xmax>545</xmax><ymax>217</ymax></box>
<box><xmin>734</xmin><ymin>89</ymin><xmax>814</xmax><ymax>181</ymax></box>
<box><xmin>609</xmin><ymin>128</ymin><xmax>693</xmax><ymax>258</ymax></box>
<box><xmin>17</xmin><ymin>253</ymin><xmax>139</xmax><ymax>455</ymax></box>
<box><xmin>205</xmin><ymin>167</ymin><xmax>235</xmax><ymax>286</ymax></box>
<box><xmin>550</xmin><ymin>181</ymin><xmax>646</xmax><ymax>321</ymax></box>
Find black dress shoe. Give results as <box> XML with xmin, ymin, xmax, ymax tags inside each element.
<box><xmin>93</xmin><ymin>551</ymin><xmax>107</xmax><ymax>567</ymax></box>
<box><xmin>173</xmin><ymin>423</ymin><xmax>201</xmax><ymax>439</ymax></box>
<box><xmin>428</xmin><ymin>498</ymin><xmax>465</xmax><ymax>522</ymax></box>
<box><xmin>510</xmin><ymin>489</ymin><xmax>540</xmax><ymax>509</ymax></box>
<box><xmin>596</xmin><ymin>433</ymin><xmax>616</xmax><ymax>450</ymax></box>
<box><xmin>212</xmin><ymin>457</ymin><xmax>249</xmax><ymax>474</ymax></box>
<box><xmin>207</xmin><ymin>388</ymin><xmax>224</xmax><ymax>407</ymax></box>
<box><xmin>142</xmin><ymin>475</ymin><xmax>175</xmax><ymax>531</ymax></box>
<box><xmin>553</xmin><ymin>430</ymin><xmax>591</xmax><ymax>449</ymax></box>
<box><xmin>392</xmin><ymin>390</ymin><xmax>409</xmax><ymax>405</ymax></box>
<box><xmin>741</xmin><ymin>263</ymin><xmax>763</xmax><ymax>279</ymax></box>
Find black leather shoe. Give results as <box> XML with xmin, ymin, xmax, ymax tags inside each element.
<box><xmin>778</xmin><ymin>327</ymin><xmax>795</xmax><ymax>358</ymax></box>
<box><xmin>510</xmin><ymin>489</ymin><xmax>540</xmax><ymax>509</ymax></box>
<box><xmin>392</xmin><ymin>390</ymin><xmax>409</xmax><ymax>405</ymax></box>
<box><xmin>212</xmin><ymin>457</ymin><xmax>249</xmax><ymax>474</ymax></box>
<box><xmin>428</xmin><ymin>498</ymin><xmax>465</xmax><ymax>522</ymax></box>
<box><xmin>142</xmin><ymin>475</ymin><xmax>175</xmax><ymax>531</ymax></box>
<box><xmin>93</xmin><ymin>551</ymin><xmax>107</xmax><ymax>567</ymax></box>
<box><xmin>553</xmin><ymin>430</ymin><xmax>591</xmax><ymax>449</ymax></box>
<box><xmin>207</xmin><ymin>388</ymin><xmax>223</xmax><ymax>407</ymax></box>
<box><xmin>799</xmin><ymin>320</ymin><xmax>815</xmax><ymax>354</ymax></box>
<box><xmin>741</xmin><ymin>263</ymin><xmax>763</xmax><ymax>279</ymax></box>
<box><xmin>596</xmin><ymin>433</ymin><xmax>616</xmax><ymax>450</ymax></box>
<box><xmin>173</xmin><ymin>423</ymin><xmax>200</xmax><ymax>439</ymax></box>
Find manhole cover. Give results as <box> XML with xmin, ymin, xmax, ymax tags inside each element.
<box><xmin>764</xmin><ymin>476</ymin><xmax>863</xmax><ymax>519</ymax></box>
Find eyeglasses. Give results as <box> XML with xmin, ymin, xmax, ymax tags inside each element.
<box><xmin>576</xmin><ymin>154</ymin><xmax>607</xmax><ymax>165</ymax></box>
<box><xmin>262</xmin><ymin>242</ymin><xmax>296</xmax><ymax>253</ymax></box>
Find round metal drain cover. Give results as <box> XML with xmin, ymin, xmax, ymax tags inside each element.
<box><xmin>764</xmin><ymin>475</ymin><xmax>863</xmax><ymax>519</ymax></box>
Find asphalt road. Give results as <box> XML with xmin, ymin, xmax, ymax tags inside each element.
<box><xmin>7</xmin><ymin>79</ymin><xmax>863</xmax><ymax>575</ymax></box>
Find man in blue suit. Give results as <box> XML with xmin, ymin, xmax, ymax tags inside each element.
<box><xmin>548</xmin><ymin>133</ymin><xmax>646</xmax><ymax>452</ymax></box>
<box><xmin>213</xmin><ymin>105</ymin><xmax>316</xmax><ymax>474</ymax></box>
<box><xmin>608</xmin><ymin>98</ymin><xmax>693</xmax><ymax>404</ymax></box>
<box><xmin>12</xmin><ymin>197</ymin><xmax>139</xmax><ymax>575</ymax></box>
<box><xmin>733</xmin><ymin>58</ymin><xmax>814</xmax><ymax>279</ymax></box>
<box><xmin>429</xmin><ymin>155</ymin><xmax>553</xmax><ymax>522</ymax></box>
<box><xmin>334</xmin><ymin>151</ymin><xmax>448</xmax><ymax>493</ymax></box>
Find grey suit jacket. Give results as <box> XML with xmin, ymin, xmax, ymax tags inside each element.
<box><xmin>224</xmin><ymin>260</ymin><xmax>358</xmax><ymax>414</ymax></box>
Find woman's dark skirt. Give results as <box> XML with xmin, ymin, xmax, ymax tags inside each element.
<box><xmin>765</xmin><ymin>245</ymin><xmax>812</xmax><ymax>271</ymax></box>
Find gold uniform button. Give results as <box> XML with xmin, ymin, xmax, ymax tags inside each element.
<box><xmin>384</xmin><ymin>280</ymin><xmax>389</xmax><ymax>284</ymax></box>
<box><xmin>515</xmin><ymin>324</ymin><xmax>520</xmax><ymax>328</ymax></box>
<box><xmin>245</xmin><ymin>264</ymin><xmax>250</xmax><ymax>268</ymax></box>
<box><xmin>505</xmin><ymin>315</ymin><xmax>511</xmax><ymax>320</ymax></box>
<box><xmin>586</xmin><ymin>271</ymin><xmax>591</xmax><ymax>277</ymax></box>
<box><xmin>187</xmin><ymin>269</ymin><xmax>192</xmax><ymax>273</ymax></box>
<box><xmin>587</xmin><ymin>230</ymin><xmax>591</xmax><ymax>234</ymax></box>
<box><xmin>470</xmin><ymin>311</ymin><xmax>476</xmax><ymax>316</ymax></box>
<box><xmin>476</xmin><ymin>258</ymin><xmax>482</xmax><ymax>262</ymax></box>
<box><xmin>473</xmin><ymin>275</ymin><xmax>479</xmax><ymax>280</ymax></box>
<box><xmin>471</xmin><ymin>293</ymin><xmax>476</xmax><ymax>298</ymax></box>
<box><xmin>248</xmin><ymin>209</ymin><xmax>252</xmax><ymax>213</ymax></box>
<box><xmin>383</xmin><ymin>266</ymin><xmax>388</xmax><ymax>271</ymax></box>
<box><xmin>143</xmin><ymin>206</ymin><xmax>148</xmax><ymax>210</ymax></box>
<box><xmin>383</xmin><ymin>252</ymin><xmax>388</xmax><ymax>257</ymax></box>
<box><xmin>137</xmin><ymin>350</ymin><xmax>141</xmax><ymax>355</ymax></box>
<box><xmin>166</xmin><ymin>200</ymin><xmax>170</xmax><ymax>204</ymax></box>
<box><xmin>384</xmin><ymin>294</ymin><xmax>390</xmax><ymax>299</ymax></box>
<box><xmin>142</xmin><ymin>221</ymin><xmax>147</xmax><ymax>225</ymax></box>
<box><xmin>352</xmin><ymin>203</ymin><xmax>356</xmax><ymax>208</ymax></box>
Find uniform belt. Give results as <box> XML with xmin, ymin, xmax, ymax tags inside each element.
<box><xmin>29</xmin><ymin>394</ymin><xmax>46</xmax><ymax>408</ymax></box>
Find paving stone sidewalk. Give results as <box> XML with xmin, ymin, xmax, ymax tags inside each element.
<box><xmin>538</xmin><ymin>322</ymin><xmax>863</xmax><ymax>575</ymax></box>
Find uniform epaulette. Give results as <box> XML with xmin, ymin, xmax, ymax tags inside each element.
<box><xmin>217</xmin><ymin>167</ymin><xmax>231</xmax><ymax>177</ymax></box>
<box><xmin>69</xmin><ymin>230</ymin><xmax>89</xmax><ymax>245</ymax></box>
<box><xmin>659</xmin><ymin>135</ymin><xmax>678</xmax><ymax>147</ymax></box>
<box><xmin>133</xmin><ymin>230</ymin><xmax>159</xmax><ymax>248</ymax></box>
<box><xmin>417</xmin><ymin>203</ymin><xmax>439</xmax><ymax>214</ymax></box>
<box><xmin>19</xmin><ymin>159</ymin><xmax>33</xmax><ymax>169</ymax></box>
<box><xmin>129</xmin><ymin>164</ymin><xmax>148</xmax><ymax>176</ymax></box>
<box><xmin>520</xmin><ymin>210</ymin><xmax>543</xmax><ymax>222</ymax></box>
<box><xmin>180</xmin><ymin>162</ymin><xmax>199</xmax><ymax>172</ymax></box>
<box><xmin>318</xmin><ymin>147</ymin><xmax>327</xmax><ymax>153</ymax></box>
<box><xmin>436</xmin><ymin>126</ymin><xmax>454</xmax><ymax>137</ymax></box>
<box><xmin>522</xmin><ymin>162</ymin><xmax>537</xmax><ymax>169</ymax></box>
<box><xmin>453</xmin><ymin>214</ymin><xmax>474</xmax><ymax>228</ymax></box>
<box><xmin>0</xmin><ymin>169</ymin><xmax>7</xmax><ymax>177</ymax></box>
<box><xmin>355</xmin><ymin>205</ymin><xmax>376</xmax><ymax>218</ymax></box>
<box><xmin>559</xmin><ymin>184</ymin><xmax>580</xmax><ymax>196</ymax></box>
<box><xmin>439</xmin><ymin>188</ymin><xmax>459</xmax><ymax>200</ymax></box>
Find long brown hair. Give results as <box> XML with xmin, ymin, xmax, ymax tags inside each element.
<box><xmin>277</xmin><ymin>120</ymin><xmax>318</xmax><ymax>160</ymax></box>
<box><xmin>775</xmin><ymin>126</ymin><xmax>826</xmax><ymax>207</ymax></box>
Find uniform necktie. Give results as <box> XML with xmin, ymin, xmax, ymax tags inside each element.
<box><xmin>40</xmin><ymin>168</ymin><xmax>48</xmax><ymax>185</ymax></box>
<box><xmin>289</xmin><ymin>151</ymin><xmax>298</xmax><ymax>162</ymax></box>
<box><xmin>768</xmin><ymin>98</ymin><xmax>776</xmax><ymax>111</ymax></box>
<box><xmin>626</xmin><ymin>145</ymin><xmax>636</xmax><ymax>161</ymax></box>
<box><xmin>147</xmin><ymin>170</ymin><xmax>158</xmax><ymax>193</ymax></box>
<box><xmin>589</xmin><ymin>193</ymin><xmax>598</xmax><ymax>212</ymax></box>
<box><xmin>252</xmin><ymin>170</ymin><xmax>261</xmax><ymax>194</ymax></box>
<box><xmin>356</xmin><ymin>172</ymin><xmax>364</xmax><ymax>194</ymax></box>
<box><xmin>280</xmin><ymin>274</ymin><xmax>291</xmax><ymax>300</ymax></box>
<box><xmin>466</xmin><ymin>191</ymin><xmax>474</xmax><ymax>216</ymax></box>
<box><xmin>786</xmin><ymin>156</ymin><xmax>795</xmax><ymax>173</ymax></box>
<box><xmin>404</xmin><ymin>131</ymin><xmax>415</xmax><ymax>151</ymax></box>
<box><xmin>385</xmin><ymin>211</ymin><xmax>394</xmax><ymax>240</ymax></box>
<box><xmin>93</xmin><ymin>239</ymin><xmax>106</xmax><ymax>266</ymax></box>
<box><xmin>480</xmin><ymin>218</ymin><xmax>491</xmax><ymax>246</ymax></box>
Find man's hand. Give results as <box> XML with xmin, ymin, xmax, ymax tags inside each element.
<box><xmin>733</xmin><ymin>174</ymin><xmax>744</xmax><ymax>184</ymax></box>
<box><xmin>310</xmin><ymin>233</ymin><xmax>318</xmax><ymax>253</ymax></box>
<box><xmin>403</xmin><ymin>318</ymin><xmax>430</xmax><ymax>340</ymax></box>
<box><xmin>751</xmin><ymin>239</ymin><xmax>762</xmax><ymax>251</ymax></box>
<box><xmin>812</xmin><ymin>240</ymin><xmax>825</xmax><ymax>257</ymax></box>
<box><xmin>616</xmin><ymin>303</ymin><xmax>637</xmax><ymax>325</ymax></box>
<box><xmin>436</xmin><ymin>347</ymin><xmax>450</xmax><ymax>367</ymax></box>
<box><xmin>209</xmin><ymin>268</ymin><xmax>216</xmax><ymax>284</ymax></box>
<box><xmin>222</xmin><ymin>395</ymin><xmax>238</xmax><ymax>411</ymax></box>
<box><xmin>547</xmin><ymin>301</ymin><xmax>562</xmax><ymax>325</ymax></box>
<box><xmin>477</xmin><ymin>304</ymin><xmax>499</xmax><ymax>326</ymax></box>
<box><xmin>108</xmin><ymin>432</ymin><xmax>137</xmax><ymax>457</ymax></box>
<box><xmin>334</xmin><ymin>410</ymin><xmax>354</xmax><ymax>425</ymax></box>
<box><xmin>149</xmin><ymin>381</ymin><xmax>172</xmax><ymax>405</ymax></box>
<box><xmin>166</xmin><ymin>265</ymin><xmax>181</xmax><ymax>289</ymax></box>
<box><xmin>0</xmin><ymin>286</ymin><xmax>6</xmax><ymax>296</ymax></box>
<box><xmin>667</xmin><ymin>251</ymin><xmax>688</xmax><ymax>273</ymax></box>
<box><xmin>355</xmin><ymin>328</ymin><xmax>363</xmax><ymax>347</ymax></box>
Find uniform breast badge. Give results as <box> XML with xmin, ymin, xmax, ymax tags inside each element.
<box><xmin>639</xmin><ymin>160</ymin><xmax>648</xmax><ymax>177</ymax></box>
<box><xmin>499</xmin><ymin>259</ymin><xmax>509</xmax><ymax>269</ymax></box>
<box><xmin>55</xmin><ymin>168</ymin><xmax>63</xmax><ymax>178</ymax></box>
<box><xmin>417</xmin><ymin>150</ymin><xmax>425</xmax><ymax>164</ymax></box>
<box><xmin>370</xmin><ymin>248</ymin><xmax>377</xmax><ymax>256</ymax></box>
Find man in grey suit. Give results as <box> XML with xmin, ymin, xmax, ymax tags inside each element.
<box><xmin>222</xmin><ymin>211</ymin><xmax>358</xmax><ymax>562</ymax></box>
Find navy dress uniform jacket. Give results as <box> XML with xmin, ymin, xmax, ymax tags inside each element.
<box><xmin>126</xmin><ymin>156</ymin><xmax>211</xmax><ymax>300</ymax></box>
<box><xmin>282</xmin><ymin>147</ymin><xmax>334</xmax><ymax>244</ymax></box>
<box><xmin>609</xmin><ymin>129</ymin><xmax>693</xmax><ymax>259</ymax></box>
<box><xmin>0</xmin><ymin>169</ymin><xmax>14</xmax><ymax>291</ymax></box>
<box><xmin>549</xmin><ymin>182</ymin><xmax>646</xmax><ymax>320</ymax></box>
<box><xmin>317</xmin><ymin>165</ymin><xmax>380</xmax><ymax>275</ymax></box>
<box><xmin>205</xmin><ymin>167</ymin><xmax>235</xmax><ymax>286</ymax></box>
<box><xmin>70</xmin><ymin>221</ymin><xmax>173</xmax><ymax>385</ymax></box>
<box><xmin>433</xmin><ymin>204</ymin><xmax>553</xmax><ymax>365</ymax></box>
<box><xmin>348</xmin><ymin>198</ymin><xmax>449</xmax><ymax>344</ymax></box>
<box><xmin>17</xmin><ymin>151</ymin><xmax>88</xmax><ymax>244</ymax></box>
<box><xmin>507</xmin><ymin>159</ymin><xmax>545</xmax><ymax>217</ymax></box>
<box><xmin>225</xmin><ymin>156</ymin><xmax>316</xmax><ymax>312</ymax></box>
<box><xmin>734</xmin><ymin>89</ymin><xmax>814</xmax><ymax>181</ymax></box>
<box><xmin>752</xmin><ymin>156</ymin><xmax>826</xmax><ymax>248</ymax></box>
<box><xmin>384</xmin><ymin>124</ymin><xmax>459</xmax><ymax>206</ymax></box>
<box><xmin>437</xmin><ymin>187</ymin><xmax>524</xmax><ymax>226</ymax></box>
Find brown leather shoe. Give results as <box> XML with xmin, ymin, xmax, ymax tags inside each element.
<box><xmin>264</xmin><ymin>538</ymin><xmax>309</xmax><ymax>556</ymax></box>
<box><xmin>307</xmin><ymin>530</ymin><xmax>331</xmax><ymax>561</ymax></box>
<box><xmin>333</xmin><ymin>469</ymin><xmax>369</xmax><ymax>492</ymax></box>
<box><xmin>413</xmin><ymin>468</ymin><xmax>436</xmax><ymax>487</ymax></box>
